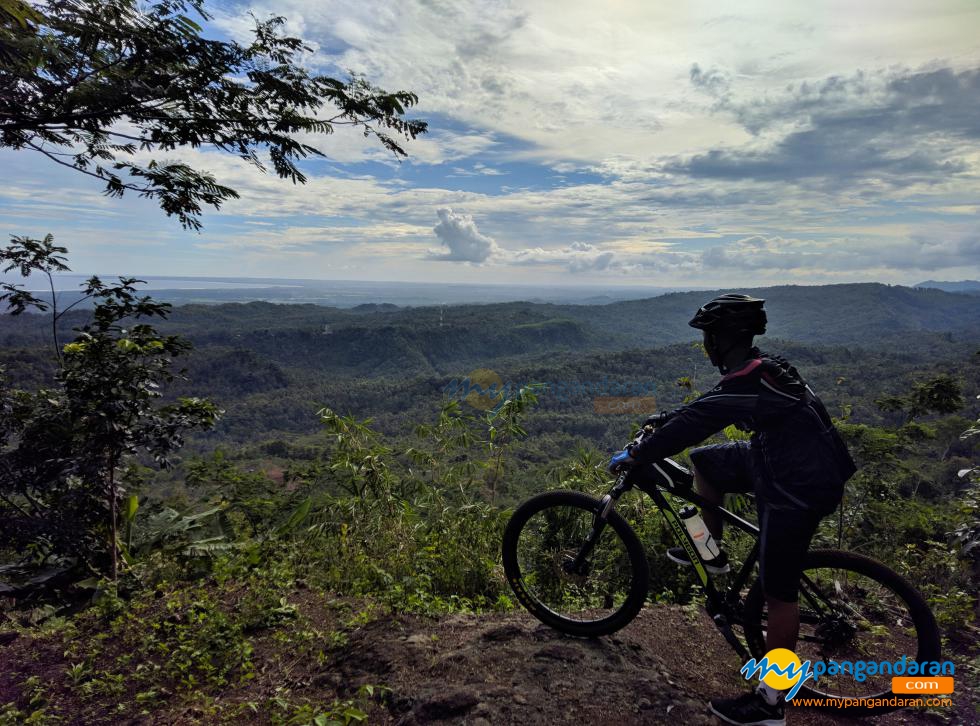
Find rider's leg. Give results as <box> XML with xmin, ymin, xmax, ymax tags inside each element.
<box><xmin>754</xmin><ymin>595</ymin><xmax>800</xmax><ymax>710</ymax></box>
<box><xmin>764</xmin><ymin>596</ymin><xmax>800</xmax><ymax>651</ymax></box>
<box><xmin>751</xmin><ymin>508</ymin><xmax>820</xmax><ymax>709</ymax></box>
<box><xmin>693</xmin><ymin>464</ymin><xmax>725</xmax><ymax>540</ymax></box>
<box><xmin>759</xmin><ymin>507</ymin><xmax>818</xmax><ymax>653</ymax></box>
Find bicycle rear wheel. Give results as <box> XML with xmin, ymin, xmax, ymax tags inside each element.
<box><xmin>743</xmin><ymin>549</ymin><xmax>942</xmax><ymax>716</ymax></box>
<box><xmin>502</xmin><ymin>490</ymin><xmax>649</xmax><ymax>637</ymax></box>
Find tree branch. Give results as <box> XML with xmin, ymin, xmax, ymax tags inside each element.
<box><xmin>21</xmin><ymin>488</ymin><xmax>44</xmax><ymax>516</ymax></box>
<box><xmin>54</xmin><ymin>292</ymin><xmax>95</xmax><ymax>321</ymax></box>
<box><xmin>24</xmin><ymin>139</ymin><xmax>152</xmax><ymax>195</ymax></box>
<box><xmin>0</xmin><ymin>491</ymin><xmax>34</xmax><ymax>520</ymax></box>
<box><xmin>40</xmin><ymin>127</ymin><xmax>148</xmax><ymax>144</ymax></box>
<box><xmin>62</xmin><ymin>54</ymin><xmax>131</xmax><ymax>96</ymax></box>
<box><xmin>46</xmin><ymin>270</ymin><xmax>62</xmax><ymax>365</ymax></box>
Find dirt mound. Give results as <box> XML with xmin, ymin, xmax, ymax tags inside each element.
<box><xmin>323</xmin><ymin>605</ymin><xmax>943</xmax><ymax>725</ymax></box>
<box><xmin>333</xmin><ymin>609</ymin><xmax>717</xmax><ymax>725</ymax></box>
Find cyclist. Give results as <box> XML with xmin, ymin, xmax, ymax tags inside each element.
<box><xmin>607</xmin><ymin>293</ymin><xmax>856</xmax><ymax>726</ymax></box>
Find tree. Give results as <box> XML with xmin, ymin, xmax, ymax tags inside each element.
<box><xmin>876</xmin><ymin>374</ymin><xmax>965</xmax><ymax>424</ymax></box>
<box><xmin>485</xmin><ymin>385</ymin><xmax>541</xmax><ymax>504</ymax></box>
<box><xmin>0</xmin><ymin>0</ymin><xmax>427</xmax><ymax>229</ymax></box>
<box><xmin>0</xmin><ymin>236</ymin><xmax>220</xmax><ymax>581</ymax></box>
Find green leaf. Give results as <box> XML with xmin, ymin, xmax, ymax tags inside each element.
<box><xmin>0</xmin><ymin>0</ymin><xmax>44</xmax><ymax>28</ymax></box>
<box><xmin>277</xmin><ymin>497</ymin><xmax>311</xmax><ymax>535</ymax></box>
<box><xmin>125</xmin><ymin>494</ymin><xmax>139</xmax><ymax>522</ymax></box>
<box><xmin>343</xmin><ymin>707</ymin><xmax>367</xmax><ymax>721</ymax></box>
<box><xmin>176</xmin><ymin>14</ymin><xmax>203</xmax><ymax>32</ymax></box>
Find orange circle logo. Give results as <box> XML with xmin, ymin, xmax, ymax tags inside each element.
<box><xmin>761</xmin><ymin>648</ymin><xmax>803</xmax><ymax>690</ymax></box>
<box><xmin>464</xmin><ymin>368</ymin><xmax>505</xmax><ymax>410</ymax></box>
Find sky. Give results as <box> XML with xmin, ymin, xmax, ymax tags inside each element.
<box><xmin>1</xmin><ymin>0</ymin><xmax>979</xmax><ymax>287</ymax></box>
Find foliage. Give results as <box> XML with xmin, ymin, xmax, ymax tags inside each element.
<box><xmin>0</xmin><ymin>0</ymin><xmax>427</xmax><ymax>228</ymax></box>
<box><xmin>485</xmin><ymin>384</ymin><xmax>542</xmax><ymax>503</ymax></box>
<box><xmin>950</xmin><ymin>405</ymin><xmax>980</xmax><ymax>572</ymax></box>
<box><xmin>0</xmin><ymin>237</ymin><xmax>219</xmax><ymax>580</ymax></box>
<box><xmin>0</xmin><ymin>674</ymin><xmax>48</xmax><ymax>725</ymax></box>
<box><xmin>129</xmin><ymin>505</ymin><xmax>233</xmax><ymax>559</ymax></box>
<box><xmin>264</xmin><ymin>686</ymin><xmax>374</xmax><ymax>726</ymax></box>
<box><xmin>288</xmin><ymin>396</ymin><xmax>542</xmax><ymax>612</ymax></box>
<box><xmin>0</xmin><ymin>234</ymin><xmax>69</xmax><ymax>361</ymax></box>
<box><xmin>830</xmin><ymin>397</ymin><xmax>979</xmax><ymax>639</ymax></box>
<box><xmin>876</xmin><ymin>373</ymin><xmax>965</xmax><ymax>423</ymax></box>
<box><xmin>318</xmin><ymin>408</ymin><xmax>395</xmax><ymax>501</ymax></box>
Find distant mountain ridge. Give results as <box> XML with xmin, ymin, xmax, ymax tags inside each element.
<box><xmin>556</xmin><ymin>282</ymin><xmax>980</xmax><ymax>348</ymax></box>
<box><xmin>14</xmin><ymin>275</ymin><xmax>699</xmax><ymax>308</ymax></box>
<box><xmin>915</xmin><ymin>280</ymin><xmax>980</xmax><ymax>294</ymax></box>
<box><xmin>2</xmin><ymin>283</ymin><xmax>977</xmax><ymax>379</ymax></box>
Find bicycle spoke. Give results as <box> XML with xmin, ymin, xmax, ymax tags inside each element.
<box><xmin>794</xmin><ymin>567</ymin><xmax>922</xmax><ymax>697</ymax></box>
<box><xmin>516</xmin><ymin>503</ymin><xmax>634</xmax><ymax>623</ymax></box>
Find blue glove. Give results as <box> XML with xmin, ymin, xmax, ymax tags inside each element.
<box><xmin>607</xmin><ymin>448</ymin><xmax>635</xmax><ymax>473</ymax></box>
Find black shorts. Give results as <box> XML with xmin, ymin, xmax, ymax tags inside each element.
<box><xmin>689</xmin><ymin>442</ymin><xmax>821</xmax><ymax>603</ymax></box>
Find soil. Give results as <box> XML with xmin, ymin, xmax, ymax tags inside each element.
<box><xmin>0</xmin><ymin>600</ymin><xmax>969</xmax><ymax>725</ymax></box>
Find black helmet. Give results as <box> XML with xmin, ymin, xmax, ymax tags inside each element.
<box><xmin>689</xmin><ymin>293</ymin><xmax>767</xmax><ymax>335</ymax></box>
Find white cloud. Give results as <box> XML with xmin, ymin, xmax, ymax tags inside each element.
<box><xmin>701</xmin><ymin>230</ymin><xmax>980</xmax><ymax>274</ymax></box>
<box><xmin>429</xmin><ymin>208</ymin><xmax>499</xmax><ymax>262</ymax></box>
<box><xmin>702</xmin><ymin>236</ymin><xmax>816</xmax><ymax>270</ymax></box>
<box><xmin>510</xmin><ymin>241</ymin><xmax>616</xmax><ymax>272</ymax></box>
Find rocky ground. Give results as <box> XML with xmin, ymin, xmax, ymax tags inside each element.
<box><xmin>1</xmin><ymin>600</ymin><xmax>969</xmax><ymax>725</ymax></box>
<box><xmin>331</xmin><ymin>607</ymin><xmax>956</xmax><ymax>726</ymax></box>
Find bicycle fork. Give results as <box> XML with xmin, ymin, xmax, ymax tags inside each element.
<box><xmin>563</xmin><ymin>472</ymin><xmax>631</xmax><ymax>576</ymax></box>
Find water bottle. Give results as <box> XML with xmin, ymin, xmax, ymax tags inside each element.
<box><xmin>679</xmin><ymin>505</ymin><xmax>721</xmax><ymax>560</ymax></box>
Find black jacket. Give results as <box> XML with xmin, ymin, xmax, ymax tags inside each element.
<box><xmin>630</xmin><ymin>349</ymin><xmax>857</xmax><ymax>514</ymax></box>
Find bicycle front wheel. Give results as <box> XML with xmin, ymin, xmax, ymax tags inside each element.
<box><xmin>502</xmin><ymin>490</ymin><xmax>649</xmax><ymax>637</ymax></box>
<box><xmin>743</xmin><ymin>549</ymin><xmax>942</xmax><ymax>715</ymax></box>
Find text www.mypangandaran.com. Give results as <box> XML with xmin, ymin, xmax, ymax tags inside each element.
<box><xmin>795</xmin><ymin>697</ymin><xmax>953</xmax><ymax>709</ymax></box>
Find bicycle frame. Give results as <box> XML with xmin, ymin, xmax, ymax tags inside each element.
<box><xmin>593</xmin><ymin>458</ymin><xmax>763</xmax><ymax>659</ymax></box>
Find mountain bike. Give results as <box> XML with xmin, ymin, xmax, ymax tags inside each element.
<box><xmin>501</xmin><ymin>425</ymin><xmax>942</xmax><ymax>715</ymax></box>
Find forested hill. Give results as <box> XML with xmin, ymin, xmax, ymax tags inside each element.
<box><xmin>138</xmin><ymin>283</ymin><xmax>980</xmax><ymax>352</ymax></box>
<box><xmin>916</xmin><ymin>279</ymin><xmax>980</xmax><ymax>294</ymax></box>
<box><xmin>558</xmin><ymin>283</ymin><xmax>980</xmax><ymax>347</ymax></box>
<box><xmin>2</xmin><ymin>280</ymin><xmax>976</xmax><ymax>458</ymax></box>
<box><xmin>2</xmin><ymin>283</ymin><xmax>977</xmax><ymax>367</ymax></box>
<box><xmin>155</xmin><ymin>282</ymin><xmax>980</xmax><ymax>351</ymax></box>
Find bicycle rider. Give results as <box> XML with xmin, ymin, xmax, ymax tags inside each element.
<box><xmin>607</xmin><ymin>293</ymin><xmax>857</xmax><ymax>726</ymax></box>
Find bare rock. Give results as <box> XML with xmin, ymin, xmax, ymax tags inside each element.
<box><xmin>480</xmin><ymin>624</ymin><xmax>524</xmax><ymax>642</ymax></box>
<box><xmin>413</xmin><ymin>689</ymin><xmax>480</xmax><ymax>721</ymax></box>
<box><xmin>533</xmin><ymin>644</ymin><xmax>583</xmax><ymax>661</ymax></box>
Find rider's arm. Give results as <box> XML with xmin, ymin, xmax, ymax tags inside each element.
<box><xmin>629</xmin><ymin>377</ymin><xmax>759</xmax><ymax>465</ymax></box>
